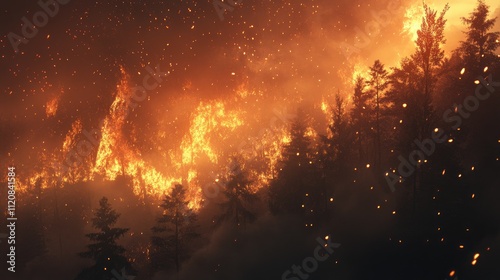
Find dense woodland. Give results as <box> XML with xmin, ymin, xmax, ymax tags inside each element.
<box><xmin>1</xmin><ymin>1</ymin><xmax>500</xmax><ymax>280</ymax></box>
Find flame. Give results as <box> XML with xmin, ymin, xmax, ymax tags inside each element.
<box><xmin>89</xmin><ymin>67</ymin><xmax>250</xmax><ymax>209</ymax></box>
<box><xmin>18</xmin><ymin>67</ymin><xmax>294</xmax><ymax>211</ymax></box>
<box><xmin>180</xmin><ymin>101</ymin><xmax>243</xmax><ymax>166</ymax></box>
<box><xmin>254</xmin><ymin>130</ymin><xmax>291</xmax><ymax>189</ymax></box>
<box><xmin>63</xmin><ymin>120</ymin><xmax>83</xmax><ymax>154</ymax></box>
<box><xmin>45</xmin><ymin>95</ymin><xmax>59</xmax><ymax>117</ymax></box>
<box><xmin>321</xmin><ymin>100</ymin><xmax>329</xmax><ymax>114</ymax></box>
<box><xmin>92</xmin><ymin>67</ymin><xmax>131</xmax><ymax>178</ymax></box>
<box><xmin>90</xmin><ymin>67</ymin><xmax>199</xmax><ymax>206</ymax></box>
<box><xmin>402</xmin><ymin>4</ymin><xmax>423</xmax><ymax>42</ymax></box>
<box><xmin>351</xmin><ymin>63</ymin><xmax>370</xmax><ymax>85</ymax></box>
<box><xmin>305</xmin><ymin>126</ymin><xmax>317</xmax><ymax>138</ymax></box>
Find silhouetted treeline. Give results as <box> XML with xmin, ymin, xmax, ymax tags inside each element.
<box><xmin>1</xmin><ymin>2</ymin><xmax>499</xmax><ymax>280</ymax></box>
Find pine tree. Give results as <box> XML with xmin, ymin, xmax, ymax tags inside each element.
<box><xmin>459</xmin><ymin>0</ymin><xmax>500</xmax><ymax>71</ymax></box>
<box><xmin>455</xmin><ymin>0</ymin><xmax>500</xmax><ymax>175</ymax></box>
<box><xmin>411</xmin><ymin>3</ymin><xmax>449</xmax><ymax>138</ymax></box>
<box><xmin>387</xmin><ymin>57</ymin><xmax>421</xmax><ymax>146</ymax></box>
<box><xmin>350</xmin><ymin>75</ymin><xmax>372</xmax><ymax>164</ymax></box>
<box><xmin>151</xmin><ymin>184</ymin><xmax>198</xmax><ymax>273</ymax></box>
<box><xmin>323</xmin><ymin>92</ymin><xmax>351</xmax><ymax>171</ymax></box>
<box><xmin>317</xmin><ymin>93</ymin><xmax>352</xmax><ymax>219</ymax></box>
<box><xmin>367</xmin><ymin>60</ymin><xmax>389</xmax><ymax>176</ymax></box>
<box><xmin>269</xmin><ymin>111</ymin><xmax>314</xmax><ymax>216</ymax></box>
<box><xmin>217</xmin><ymin>157</ymin><xmax>257</xmax><ymax>228</ymax></box>
<box><xmin>77</xmin><ymin>197</ymin><xmax>132</xmax><ymax>280</ymax></box>
<box><xmin>409</xmin><ymin>3</ymin><xmax>449</xmax><ymax>213</ymax></box>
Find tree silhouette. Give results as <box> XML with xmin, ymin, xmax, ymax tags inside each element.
<box><xmin>217</xmin><ymin>157</ymin><xmax>258</xmax><ymax>228</ymax></box>
<box><xmin>322</xmin><ymin>92</ymin><xmax>352</xmax><ymax>172</ymax></box>
<box><xmin>269</xmin><ymin>111</ymin><xmax>315</xmax><ymax>216</ymax></box>
<box><xmin>408</xmin><ymin>3</ymin><xmax>449</xmax><ymax>213</ymax></box>
<box><xmin>412</xmin><ymin>3</ymin><xmax>449</xmax><ymax>138</ymax></box>
<box><xmin>317</xmin><ymin>93</ymin><xmax>352</xmax><ymax>218</ymax></box>
<box><xmin>459</xmin><ymin>0</ymin><xmax>500</xmax><ymax>71</ymax></box>
<box><xmin>367</xmin><ymin>60</ymin><xmax>389</xmax><ymax>177</ymax></box>
<box><xmin>77</xmin><ymin>197</ymin><xmax>132</xmax><ymax>280</ymax></box>
<box><xmin>350</xmin><ymin>75</ymin><xmax>372</xmax><ymax>164</ymax></box>
<box><xmin>453</xmin><ymin>0</ymin><xmax>500</xmax><ymax>180</ymax></box>
<box><xmin>387</xmin><ymin>57</ymin><xmax>421</xmax><ymax>149</ymax></box>
<box><xmin>151</xmin><ymin>184</ymin><xmax>198</xmax><ymax>273</ymax></box>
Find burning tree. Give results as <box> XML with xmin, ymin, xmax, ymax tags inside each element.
<box><xmin>76</xmin><ymin>197</ymin><xmax>133</xmax><ymax>280</ymax></box>
<box><xmin>151</xmin><ymin>184</ymin><xmax>198</xmax><ymax>273</ymax></box>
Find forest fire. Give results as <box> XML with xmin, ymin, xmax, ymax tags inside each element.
<box><xmin>1</xmin><ymin>0</ymin><xmax>500</xmax><ymax>280</ymax></box>
<box><xmin>24</xmin><ymin>66</ymin><xmax>297</xmax><ymax>210</ymax></box>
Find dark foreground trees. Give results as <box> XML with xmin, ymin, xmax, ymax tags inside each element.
<box><xmin>151</xmin><ymin>184</ymin><xmax>198</xmax><ymax>273</ymax></box>
<box><xmin>76</xmin><ymin>197</ymin><xmax>133</xmax><ymax>280</ymax></box>
<box><xmin>217</xmin><ymin>157</ymin><xmax>258</xmax><ymax>228</ymax></box>
<box><xmin>268</xmin><ymin>113</ymin><xmax>315</xmax><ymax>216</ymax></box>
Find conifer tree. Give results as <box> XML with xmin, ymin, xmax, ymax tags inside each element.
<box><xmin>459</xmin><ymin>0</ymin><xmax>500</xmax><ymax>71</ymax></box>
<box><xmin>350</xmin><ymin>76</ymin><xmax>372</xmax><ymax>164</ymax></box>
<box><xmin>217</xmin><ymin>157</ymin><xmax>257</xmax><ymax>228</ymax></box>
<box><xmin>367</xmin><ymin>60</ymin><xmax>389</xmax><ymax>175</ymax></box>
<box><xmin>269</xmin><ymin>111</ymin><xmax>314</xmax><ymax>215</ymax></box>
<box><xmin>151</xmin><ymin>184</ymin><xmax>198</xmax><ymax>273</ymax></box>
<box><xmin>77</xmin><ymin>197</ymin><xmax>132</xmax><ymax>280</ymax></box>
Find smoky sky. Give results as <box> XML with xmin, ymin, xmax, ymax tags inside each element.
<box><xmin>1</xmin><ymin>1</ymin><xmax>500</xmax><ymax>280</ymax></box>
<box><xmin>1</xmin><ymin>0</ymin><xmax>499</xmax><ymax>173</ymax></box>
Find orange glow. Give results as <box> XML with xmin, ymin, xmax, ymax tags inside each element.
<box><xmin>15</xmin><ymin>68</ymin><xmax>295</xmax><ymax>211</ymax></box>
<box><xmin>351</xmin><ymin>63</ymin><xmax>370</xmax><ymax>85</ymax></box>
<box><xmin>90</xmin><ymin>67</ymin><xmax>200</xmax><ymax>206</ymax></box>
<box><xmin>45</xmin><ymin>95</ymin><xmax>59</xmax><ymax>117</ymax></box>
<box><xmin>63</xmin><ymin>119</ymin><xmax>83</xmax><ymax>155</ymax></box>
<box><xmin>402</xmin><ymin>4</ymin><xmax>423</xmax><ymax>42</ymax></box>
<box><xmin>180</xmin><ymin>101</ymin><xmax>243</xmax><ymax>166</ymax></box>
<box><xmin>321</xmin><ymin>99</ymin><xmax>329</xmax><ymax>114</ymax></box>
<box><xmin>66</xmin><ymin>68</ymin><xmax>292</xmax><ymax>209</ymax></box>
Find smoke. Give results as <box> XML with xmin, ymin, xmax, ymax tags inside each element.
<box><xmin>1</xmin><ymin>0</ymin><xmax>500</xmax><ymax>279</ymax></box>
<box><xmin>155</xmin><ymin>214</ymin><xmax>316</xmax><ymax>280</ymax></box>
<box><xmin>2</xmin><ymin>0</ymin><xmax>499</xmax><ymax>179</ymax></box>
<box><xmin>148</xmin><ymin>179</ymin><xmax>399</xmax><ymax>280</ymax></box>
